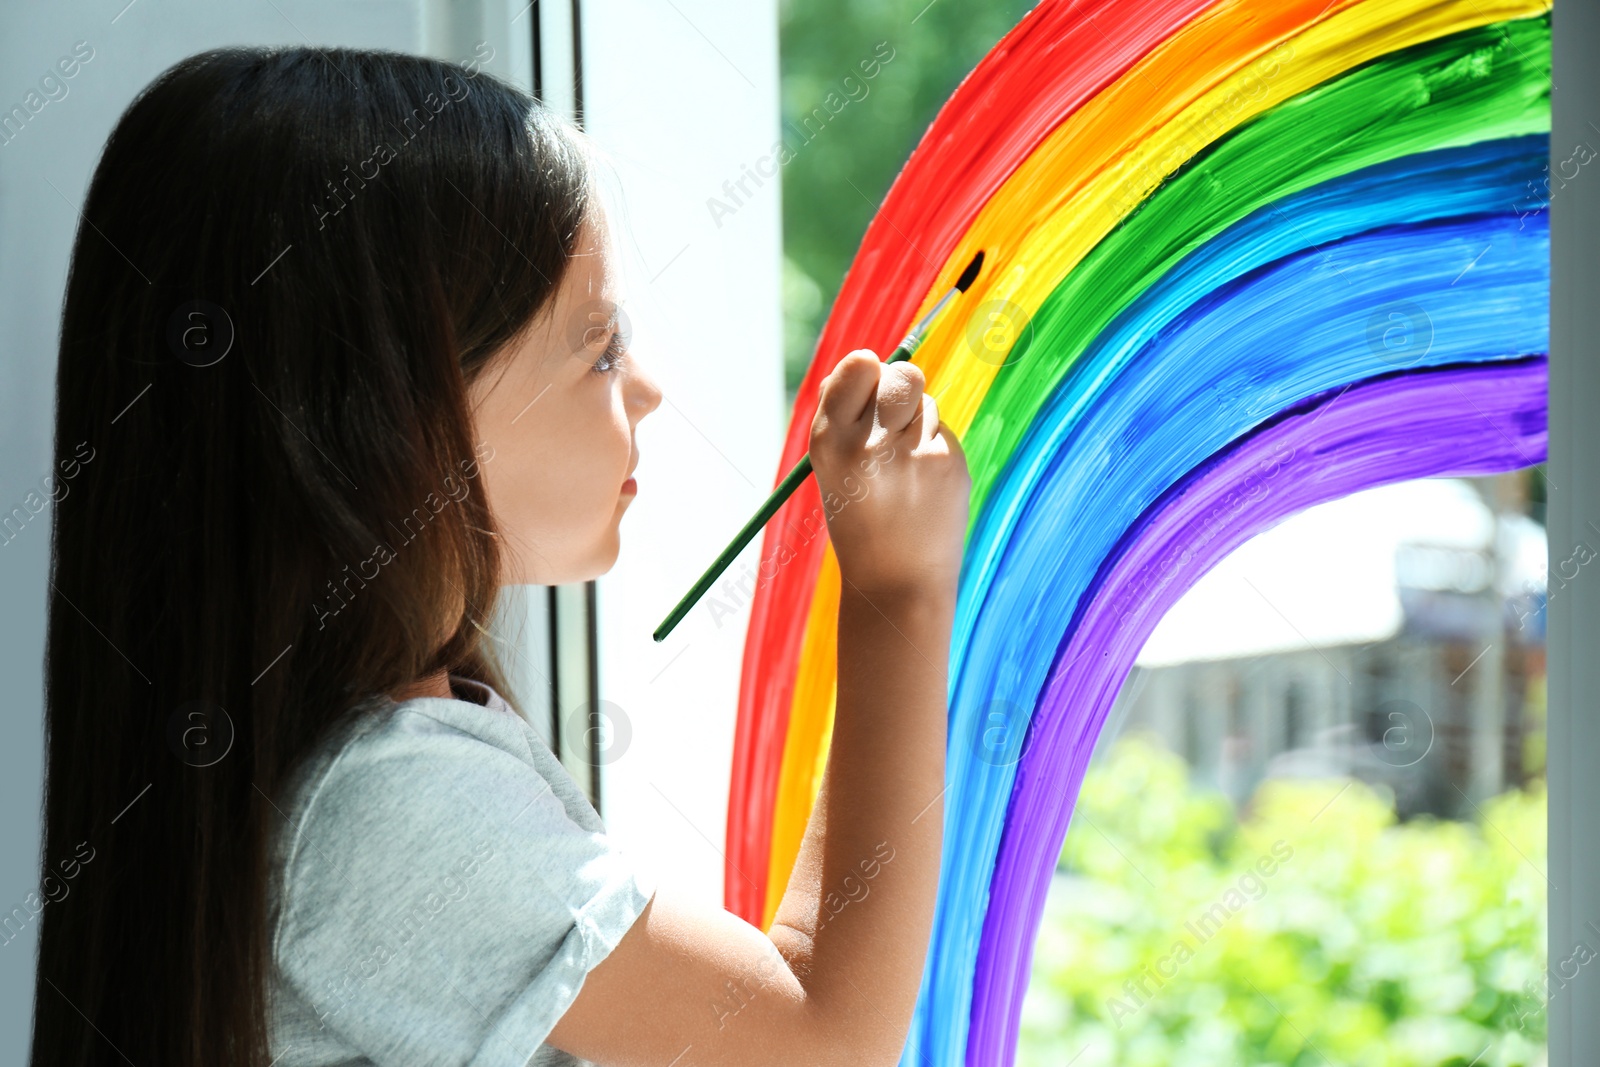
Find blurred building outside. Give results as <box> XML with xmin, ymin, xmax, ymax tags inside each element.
<box><xmin>1102</xmin><ymin>471</ymin><xmax>1548</xmax><ymax>821</ymax></box>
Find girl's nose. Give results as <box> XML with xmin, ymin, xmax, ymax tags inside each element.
<box><xmin>630</xmin><ymin>357</ymin><xmax>663</xmax><ymax>420</ymax></box>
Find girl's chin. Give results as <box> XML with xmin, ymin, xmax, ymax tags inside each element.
<box><xmin>581</xmin><ymin>529</ymin><xmax>623</xmax><ymax>580</ymax></box>
<box><xmin>500</xmin><ymin>528</ymin><xmax>620</xmax><ymax>586</ymax></box>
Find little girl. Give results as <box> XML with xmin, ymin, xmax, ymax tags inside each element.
<box><xmin>29</xmin><ymin>45</ymin><xmax>968</xmax><ymax>1067</ymax></box>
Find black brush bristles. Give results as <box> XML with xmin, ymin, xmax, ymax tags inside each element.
<box><xmin>955</xmin><ymin>250</ymin><xmax>985</xmax><ymax>292</ymax></box>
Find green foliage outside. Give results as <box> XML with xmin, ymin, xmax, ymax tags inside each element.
<box><xmin>778</xmin><ymin>0</ymin><xmax>1037</xmax><ymax>395</ymax></box>
<box><xmin>1020</xmin><ymin>734</ymin><xmax>1550</xmax><ymax>1067</ymax></box>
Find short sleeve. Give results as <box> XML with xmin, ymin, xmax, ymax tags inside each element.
<box><xmin>272</xmin><ymin>703</ymin><xmax>656</xmax><ymax>1067</ymax></box>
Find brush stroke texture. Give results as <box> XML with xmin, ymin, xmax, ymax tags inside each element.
<box><xmin>712</xmin><ymin>0</ymin><xmax>1553</xmax><ymax>1063</ymax></box>
<box><xmin>725</xmin><ymin>0</ymin><xmax>1221</xmax><ymax>922</ymax></box>
<box><xmin>754</xmin><ymin>10</ymin><xmax>1550</xmax><ymax>939</ymax></box>
<box><xmin>970</xmin><ymin>355</ymin><xmax>1548</xmax><ymax>1064</ymax></box>
<box><xmin>910</xmin><ymin>210</ymin><xmax>1547</xmax><ymax>1065</ymax></box>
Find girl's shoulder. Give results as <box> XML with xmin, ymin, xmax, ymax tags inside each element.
<box><xmin>268</xmin><ymin>680</ymin><xmax>601</xmax><ymax>881</ymax></box>
<box><xmin>264</xmin><ymin>681</ymin><xmax>655</xmax><ymax>1066</ymax></box>
<box><xmin>261</xmin><ymin>677</ymin><xmax>610</xmax><ymax>969</ymax></box>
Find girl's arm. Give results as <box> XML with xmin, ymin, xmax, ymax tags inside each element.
<box><xmin>547</xmin><ymin>351</ymin><xmax>968</xmax><ymax>1067</ymax></box>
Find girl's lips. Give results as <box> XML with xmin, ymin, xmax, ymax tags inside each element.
<box><xmin>621</xmin><ymin>477</ymin><xmax>638</xmax><ymax>494</ymax></box>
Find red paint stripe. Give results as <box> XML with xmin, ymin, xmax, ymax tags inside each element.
<box><xmin>724</xmin><ymin>0</ymin><xmax>1223</xmax><ymax>921</ymax></box>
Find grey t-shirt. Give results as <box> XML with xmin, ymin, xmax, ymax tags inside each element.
<box><xmin>266</xmin><ymin>675</ymin><xmax>656</xmax><ymax>1067</ymax></box>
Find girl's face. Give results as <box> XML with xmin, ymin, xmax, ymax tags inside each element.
<box><xmin>468</xmin><ymin>204</ymin><xmax>661</xmax><ymax>585</ymax></box>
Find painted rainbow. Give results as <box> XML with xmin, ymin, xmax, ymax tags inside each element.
<box><xmin>726</xmin><ymin>1</ymin><xmax>1551</xmax><ymax>1063</ymax></box>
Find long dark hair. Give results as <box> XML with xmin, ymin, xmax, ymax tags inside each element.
<box><xmin>29</xmin><ymin>46</ymin><xmax>592</xmax><ymax>1065</ymax></box>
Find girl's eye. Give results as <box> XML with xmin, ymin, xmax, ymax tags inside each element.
<box><xmin>593</xmin><ymin>329</ymin><xmax>627</xmax><ymax>374</ymax></box>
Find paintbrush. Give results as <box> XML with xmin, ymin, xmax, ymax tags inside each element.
<box><xmin>653</xmin><ymin>250</ymin><xmax>985</xmax><ymax>642</ymax></box>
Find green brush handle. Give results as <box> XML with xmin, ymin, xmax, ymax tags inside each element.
<box><xmin>652</xmin><ymin>344</ymin><xmax>915</xmax><ymax>642</ymax></box>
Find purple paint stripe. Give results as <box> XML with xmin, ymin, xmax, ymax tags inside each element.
<box><xmin>967</xmin><ymin>356</ymin><xmax>1549</xmax><ymax>1065</ymax></box>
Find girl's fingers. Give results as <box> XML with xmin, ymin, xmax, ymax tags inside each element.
<box><xmin>818</xmin><ymin>351</ymin><xmax>882</xmax><ymax>437</ymax></box>
<box><xmin>911</xmin><ymin>391</ymin><xmax>941</xmax><ymax>447</ymax></box>
<box><xmin>892</xmin><ymin>387</ymin><xmax>937</xmax><ymax>447</ymax></box>
<box><xmin>875</xmin><ymin>361</ymin><xmax>926</xmax><ymax>435</ymax></box>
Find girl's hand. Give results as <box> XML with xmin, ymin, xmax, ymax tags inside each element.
<box><xmin>809</xmin><ymin>350</ymin><xmax>970</xmax><ymax>601</ymax></box>
<box><xmin>551</xmin><ymin>358</ymin><xmax>961</xmax><ymax>1067</ymax></box>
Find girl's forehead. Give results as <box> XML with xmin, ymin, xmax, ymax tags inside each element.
<box><xmin>563</xmin><ymin>243</ymin><xmax>615</xmax><ymax>314</ymax></box>
<box><xmin>568</xmin><ymin>212</ymin><xmax>617</xmax><ymax>297</ymax></box>
<box><xmin>536</xmin><ymin>215</ymin><xmax>624</xmax><ymax>366</ymax></box>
